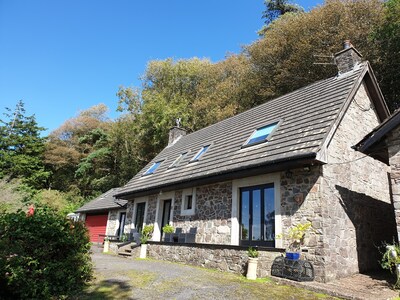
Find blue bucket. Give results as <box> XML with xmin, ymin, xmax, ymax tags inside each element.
<box><xmin>285</xmin><ymin>252</ymin><xmax>300</xmax><ymax>260</ymax></box>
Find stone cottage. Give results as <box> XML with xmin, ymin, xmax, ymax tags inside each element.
<box><xmin>115</xmin><ymin>44</ymin><xmax>397</xmax><ymax>282</ymax></box>
<box><xmin>76</xmin><ymin>188</ymin><xmax>127</xmax><ymax>243</ymax></box>
<box><xmin>355</xmin><ymin>108</ymin><xmax>400</xmax><ymax>242</ymax></box>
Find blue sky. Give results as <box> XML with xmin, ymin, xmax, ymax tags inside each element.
<box><xmin>0</xmin><ymin>0</ymin><xmax>322</xmax><ymax>135</ymax></box>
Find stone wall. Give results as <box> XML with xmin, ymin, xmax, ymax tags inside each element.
<box><xmin>387</xmin><ymin>126</ymin><xmax>400</xmax><ymax>242</ymax></box>
<box><xmin>106</xmin><ymin>210</ymin><xmax>118</xmax><ymax>235</ymax></box>
<box><xmin>148</xmin><ymin>243</ymin><xmax>283</xmax><ymax>278</ymax></box>
<box><xmin>279</xmin><ymin>166</ymin><xmax>325</xmax><ymax>282</ymax></box>
<box><xmin>173</xmin><ymin>182</ymin><xmax>232</xmax><ymax>244</ymax></box>
<box><xmin>321</xmin><ymin>82</ymin><xmax>395</xmax><ymax>282</ymax></box>
<box><xmin>147</xmin><ymin>195</ymin><xmax>158</xmax><ymax>224</ymax></box>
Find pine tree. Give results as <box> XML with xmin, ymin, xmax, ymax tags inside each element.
<box><xmin>0</xmin><ymin>100</ymin><xmax>50</xmax><ymax>189</ymax></box>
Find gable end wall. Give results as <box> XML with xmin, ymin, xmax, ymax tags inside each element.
<box><xmin>321</xmin><ymin>81</ymin><xmax>395</xmax><ymax>282</ymax></box>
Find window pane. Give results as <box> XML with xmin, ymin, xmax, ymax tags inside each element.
<box><xmin>191</xmin><ymin>145</ymin><xmax>210</xmax><ymax>161</ymax></box>
<box><xmin>241</xmin><ymin>190</ymin><xmax>250</xmax><ymax>241</ymax></box>
<box><xmin>144</xmin><ymin>161</ymin><xmax>162</xmax><ymax>175</ymax></box>
<box><xmin>264</xmin><ymin>186</ymin><xmax>275</xmax><ymax>241</ymax></box>
<box><xmin>185</xmin><ymin>195</ymin><xmax>193</xmax><ymax>210</ymax></box>
<box><xmin>246</xmin><ymin>122</ymin><xmax>278</xmax><ymax>145</ymax></box>
<box><xmin>252</xmin><ymin>189</ymin><xmax>261</xmax><ymax>241</ymax></box>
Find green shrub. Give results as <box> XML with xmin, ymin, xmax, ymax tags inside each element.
<box><xmin>140</xmin><ymin>225</ymin><xmax>154</xmax><ymax>244</ymax></box>
<box><xmin>0</xmin><ymin>206</ymin><xmax>93</xmax><ymax>299</ymax></box>
<box><xmin>162</xmin><ymin>224</ymin><xmax>174</xmax><ymax>234</ymax></box>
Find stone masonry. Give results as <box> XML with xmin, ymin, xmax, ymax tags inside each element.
<box><xmin>321</xmin><ymin>82</ymin><xmax>395</xmax><ymax>282</ymax></box>
<box><xmin>148</xmin><ymin>243</ymin><xmax>282</xmax><ymax>278</ymax></box>
<box><xmin>387</xmin><ymin>125</ymin><xmax>400</xmax><ymax>242</ymax></box>
<box><xmin>173</xmin><ymin>182</ymin><xmax>232</xmax><ymax>244</ymax></box>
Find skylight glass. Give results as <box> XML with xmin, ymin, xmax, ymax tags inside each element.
<box><xmin>143</xmin><ymin>161</ymin><xmax>162</xmax><ymax>175</ymax></box>
<box><xmin>190</xmin><ymin>145</ymin><xmax>210</xmax><ymax>162</ymax></box>
<box><xmin>169</xmin><ymin>152</ymin><xmax>188</xmax><ymax>168</ymax></box>
<box><xmin>245</xmin><ymin>122</ymin><xmax>278</xmax><ymax>146</ymax></box>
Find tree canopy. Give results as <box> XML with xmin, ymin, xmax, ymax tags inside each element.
<box><xmin>2</xmin><ymin>0</ymin><xmax>400</xmax><ymax>214</ymax></box>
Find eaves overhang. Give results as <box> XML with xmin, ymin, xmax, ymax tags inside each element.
<box><xmin>115</xmin><ymin>152</ymin><xmax>322</xmax><ymax>200</ymax></box>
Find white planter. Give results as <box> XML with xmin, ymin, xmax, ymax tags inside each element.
<box><xmin>103</xmin><ymin>240</ymin><xmax>110</xmax><ymax>253</ymax></box>
<box><xmin>140</xmin><ymin>244</ymin><xmax>147</xmax><ymax>259</ymax></box>
<box><xmin>246</xmin><ymin>257</ymin><xmax>258</xmax><ymax>280</ymax></box>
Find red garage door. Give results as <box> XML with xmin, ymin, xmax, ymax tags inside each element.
<box><xmin>85</xmin><ymin>214</ymin><xmax>108</xmax><ymax>243</ymax></box>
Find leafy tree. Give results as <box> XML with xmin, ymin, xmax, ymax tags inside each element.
<box><xmin>0</xmin><ymin>206</ymin><xmax>92</xmax><ymax>299</ymax></box>
<box><xmin>0</xmin><ymin>100</ymin><xmax>50</xmax><ymax>189</ymax></box>
<box><xmin>372</xmin><ymin>0</ymin><xmax>400</xmax><ymax>111</ymax></box>
<box><xmin>247</xmin><ymin>0</ymin><xmax>385</xmax><ymax>102</ymax></box>
<box><xmin>259</xmin><ymin>0</ymin><xmax>304</xmax><ymax>34</ymax></box>
<box><xmin>44</xmin><ymin>104</ymin><xmax>110</xmax><ymax>193</ymax></box>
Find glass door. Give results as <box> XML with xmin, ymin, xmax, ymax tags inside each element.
<box><xmin>240</xmin><ymin>184</ymin><xmax>275</xmax><ymax>247</ymax></box>
<box><xmin>117</xmin><ymin>212</ymin><xmax>126</xmax><ymax>239</ymax></box>
<box><xmin>161</xmin><ymin>199</ymin><xmax>172</xmax><ymax>235</ymax></box>
<box><xmin>135</xmin><ymin>202</ymin><xmax>146</xmax><ymax>233</ymax></box>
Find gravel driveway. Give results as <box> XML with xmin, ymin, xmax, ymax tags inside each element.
<box><xmin>86</xmin><ymin>252</ymin><xmax>340</xmax><ymax>300</ymax></box>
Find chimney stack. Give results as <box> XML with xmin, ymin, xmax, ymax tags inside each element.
<box><xmin>334</xmin><ymin>40</ymin><xmax>362</xmax><ymax>74</ymax></box>
<box><xmin>168</xmin><ymin>126</ymin><xmax>186</xmax><ymax>146</ymax></box>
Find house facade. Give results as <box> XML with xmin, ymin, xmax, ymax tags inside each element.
<box><xmin>76</xmin><ymin>188</ymin><xmax>127</xmax><ymax>243</ymax></box>
<box><xmin>115</xmin><ymin>45</ymin><xmax>397</xmax><ymax>282</ymax></box>
<box><xmin>355</xmin><ymin>108</ymin><xmax>400</xmax><ymax>243</ymax></box>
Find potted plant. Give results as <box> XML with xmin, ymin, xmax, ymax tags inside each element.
<box><xmin>103</xmin><ymin>236</ymin><xmax>110</xmax><ymax>253</ymax></box>
<box><xmin>381</xmin><ymin>243</ymin><xmax>400</xmax><ymax>288</ymax></box>
<box><xmin>139</xmin><ymin>225</ymin><xmax>154</xmax><ymax>259</ymax></box>
<box><xmin>246</xmin><ymin>246</ymin><xmax>259</xmax><ymax>280</ymax></box>
<box><xmin>162</xmin><ymin>224</ymin><xmax>174</xmax><ymax>242</ymax></box>
<box><xmin>278</xmin><ymin>221</ymin><xmax>312</xmax><ymax>260</ymax></box>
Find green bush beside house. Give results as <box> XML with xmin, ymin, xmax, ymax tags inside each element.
<box><xmin>0</xmin><ymin>206</ymin><xmax>93</xmax><ymax>299</ymax></box>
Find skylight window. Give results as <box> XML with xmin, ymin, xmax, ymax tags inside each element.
<box><xmin>245</xmin><ymin>122</ymin><xmax>279</xmax><ymax>146</ymax></box>
<box><xmin>169</xmin><ymin>152</ymin><xmax>188</xmax><ymax>168</ymax></box>
<box><xmin>190</xmin><ymin>145</ymin><xmax>210</xmax><ymax>162</ymax></box>
<box><xmin>143</xmin><ymin>161</ymin><xmax>162</xmax><ymax>176</ymax></box>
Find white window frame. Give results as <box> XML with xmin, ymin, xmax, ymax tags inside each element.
<box><xmin>231</xmin><ymin>173</ymin><xmax>282</xmax><ymax>247</ymax></box>
<box><xmin>181</xmin><ymin>188</ymin><xmax>196</xmax><ymax>216</ymax></box>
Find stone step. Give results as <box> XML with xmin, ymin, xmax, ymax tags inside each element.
<box><xmin>118</xmin><ymin>251</ymin><xmax>132</xmax><ymax>257</ymax></box>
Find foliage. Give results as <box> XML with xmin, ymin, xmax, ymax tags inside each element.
<box><xmin>248</xmin><ymin>0</ymin><xmax>389</xmax><ymax>106</ymax></box>
<box><xmin>162</xmin><ymin>224</ymin><xmax>174</xmax><ymax>234</ymax></box>
<box><xmin>247</xmin><ymin>246</ymin><xmax>259</xmax><ymax>258</ymax></box>
<box><xmin>0</xmin><ymin>206</ymin><xmax>93</xmax><ymax>299</ymax></box>
<box><xmin>140</xmin><ymin>224</ymin><xmax>154</xmax><ymax>244</ymax></box>
<box><xmin>259</xmin><ymin>0</ymin><xmax>304</xmax><ymax>33</ymax></box>
<box><xmin>44</xmin><ymin>104</ymin><xmax>111</xmax><ymax>196</ymax></box>
<box><xmin>0</xmin><ymin>100</ymin><xmax>50</xmax><ymax>189</ymax></box>
<box><xmin>380</xmin><ymin>242</ymin><xmax>400</xmax><ymax>288</ymax></box>
<box><xmin>278</xmin><ymin>222</ymin><xmax>312</xmax><ymax>252</ymax></box>
<box><xmin>0</xmin><ymin>178</ymin><xmax>29</xmax><ymax>213</ymax></box>
<box><xmin>372</xmin><ymin>0</ymin><xmax>400</xmax><ymax>111</ymax></box>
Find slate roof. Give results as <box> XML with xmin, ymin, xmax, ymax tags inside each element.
<box><xmin>116</xmin><ymin>62</ymin><xmax>388</xmax><ymax>199</ymax></box>
<box><xmin>354</xmin><ymin>108</ymin><xmax>400</xmax><ymax>164</ymax></box>
<box><xmin>76</xmin><ymin>188</ymin><xmax>127</xmax><ymax>213</ymax></box>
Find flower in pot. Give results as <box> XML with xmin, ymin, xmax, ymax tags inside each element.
<box><xmin>139</xmin><ymin>225</ymin><xmax>154</xmax><ymax>259</ymax></box>
<box><xmin>162</xmin><ymin>224</ymin><xmax>174</xmax><ymax>242</ymax></box>
<box><xmin>246</xmin><ymin>246</ymin><xmax>259</xmax><ymax>280</ymax></box>
<box><xmin>278</xmin><ymin>221</ymin><xmax>312</xmax><ymax>260</ymax></box>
